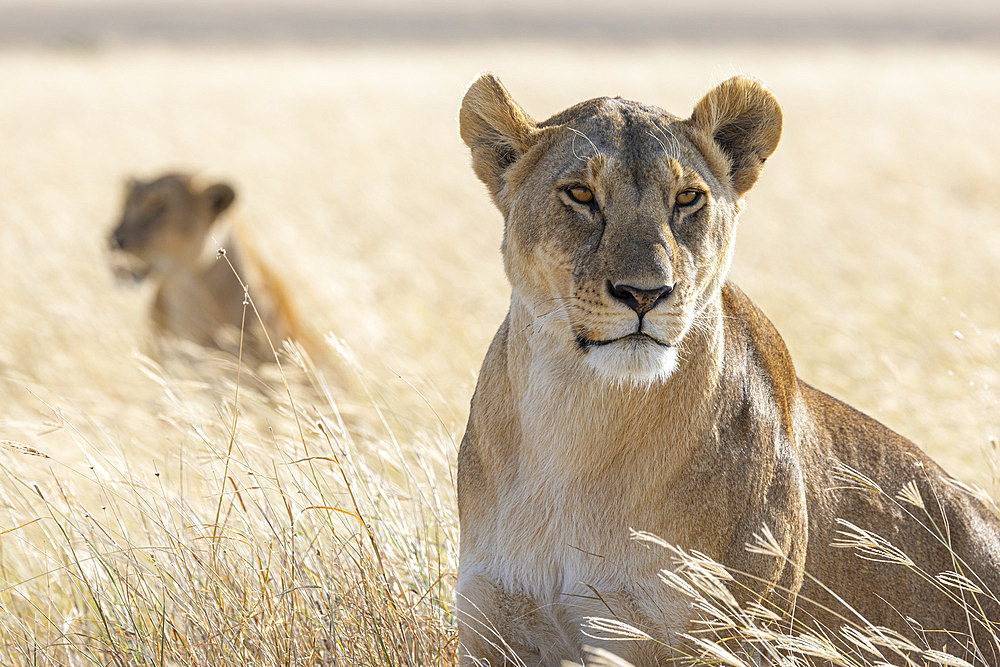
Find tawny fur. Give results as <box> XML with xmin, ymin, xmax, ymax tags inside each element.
<box><xmin>457</xmin><ymin>74</ymin><xmax>1000</xmax><ymax>665</ymax></box>
<box><xmin>108</xmin><ymin>172</ymin><xmax>310</xmax><ymax>362</ymax></box>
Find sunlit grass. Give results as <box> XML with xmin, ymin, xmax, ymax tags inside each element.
<box><xmin>619</xmin><ymin>473</ymin><xmax>1000</xmax><ymax>667</ymax></box>
<box><xmin>0</xmin><ymin>342</ymin><xmax>458</xmax><ymax>665</ymax></box>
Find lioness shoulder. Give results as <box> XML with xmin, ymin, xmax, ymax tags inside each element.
<box><xmin>456</xmin><ymin>75</ymin><xmax>1000</xmax><ymax>665</ymax></box>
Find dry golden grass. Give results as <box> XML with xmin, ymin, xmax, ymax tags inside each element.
<box><xmin>0</xmin><ymin>42</ymin><xmax>998</xmax><ymax>664</ymax></box>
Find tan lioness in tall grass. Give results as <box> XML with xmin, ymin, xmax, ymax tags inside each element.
<box><xmin>108</xmin><ymin>172</ymin><xmax>306</xmax><ymax>361</ymax></box>
<box><xmin>456</xmin><ymin>74</ymin><xmax>1000</xmax><ymax>665</ymax></box>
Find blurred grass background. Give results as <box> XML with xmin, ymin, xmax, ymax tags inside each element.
<box><xmin>0</xmin><ymin>2</ymin><xmax>998</xmax><ymax>662</ymax></box>
<box><xmin>2</xmin><ymin>43</ymin><xmax>997</xmax><ymax>486</ymax></box>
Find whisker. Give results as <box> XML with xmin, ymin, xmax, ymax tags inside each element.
<box><xmin>646</xmin><ymin>130</ymin><xmax>670</xmax><ymax>157</ymax></box>
<box><xmin>651</xmin><ymin>120</ymin><xmax>681</xmax><ymax>156</ymax></box>
<box><xmin>538</xmin><ymin>295</ymin><xmax>586</xmax><ymax>305</ymax></box>
<box><xmin>516</xmin><ymin>300</ymin><xmax>580</xmax><ymax>336</ymax></box>
<box><xmin>568</xmin><ymin>127</ymin><xmax>602</xmax><ymax>161</ymax></box>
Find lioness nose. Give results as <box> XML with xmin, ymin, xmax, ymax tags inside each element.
<box><xmin>609</xmin><ymin>282</ymin><xmax>674</xmax><ymax>317</ymax></box>
<box><xmin>109</xmin><ymin>229</ymin><xmax>125</xmax><ymax>250</ymax></box>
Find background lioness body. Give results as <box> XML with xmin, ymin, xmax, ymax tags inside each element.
<box><xmin>109</xmin><ymin>173</ymin><xmax>306</xmax><ymax>362</ymax></box>
<box><xmin>457</xmin><ymin>75</ymin><xmax>1000</xmax><ymax>665</ymax></box>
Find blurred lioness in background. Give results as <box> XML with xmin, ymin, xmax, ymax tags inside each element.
<box><xmin>108</xmin><ymin>172</ymin><xmax>307</xmax><ymax>363</ymax></box>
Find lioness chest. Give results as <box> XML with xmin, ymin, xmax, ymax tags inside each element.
<box><xmin>154</xmin><ymin>265</ymin><xmax>246</xmax><ymax>343</ymax></box>
<box><xmin>463</xmin><ymin>493</ymin><xmax>692</xmax><ymax>662</ymax></box>
<box><xmin>459</xmin><ymin>366</ymin><xmax>718</xmax><ymax>659</ymax></box>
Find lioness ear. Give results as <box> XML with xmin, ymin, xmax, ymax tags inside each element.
<box><xmin>203</xmin><ymin>182</ymin><xmax>236</xmax><ymax>218</ymax></box>
<box><xmin>459</xmin><ymin>74</ymin><xmax>537</xmax><ymax>201</ymax></box>
<box><xmin>688</xmin><ymin>77</ymin><xmax>782</xmax><ymax>196</ymax></box>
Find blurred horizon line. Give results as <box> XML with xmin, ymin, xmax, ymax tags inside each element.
<box><xmin>1</xmin><ymin>2</ymin><xmax>999</xmax><ymax>49</ymax></box>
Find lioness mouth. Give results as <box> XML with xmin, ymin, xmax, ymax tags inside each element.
<box><xmin>576</xmin><ymin>332</ymin><xmax>669</xmax><ymax>349</ymax></box>
<box><xmin>109</xmin><ymin>255</ymin><xmax>151</xmax><ymax>284</ymax></box>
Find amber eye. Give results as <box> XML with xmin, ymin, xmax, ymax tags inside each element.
<box><xmin>567</xmin><ymin>186</ymin><xmax>595</xmax><ymax>205</ymax></box>
<box><xmin>675</xmin><ymin>189</ymin><xmax>702</xmax><ymax>207</ymax></box>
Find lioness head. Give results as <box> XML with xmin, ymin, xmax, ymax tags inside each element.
<box><xmin>460</xmin><ymin>75</ymin><xmax>781</xmax><ymax>386</ymax></box>
<box><xmin>108</xmin><ymin>173</ymin><xmax>236</xmax><ymax>281</ymax></box>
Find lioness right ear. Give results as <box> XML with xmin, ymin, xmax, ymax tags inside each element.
<box><xmin>459</xmin><ymin>74</ymin><xmax>537</xmax><ymax>201</ymax></box>
<box><xmin>203</xmin><ymin>182</ymin><xmax>236</xmax><ymax>218</ymax></box>
<box><xmin>687</xmin><ymin>77</ymin><xmax>782</xmax><ymax>196</ymax></box>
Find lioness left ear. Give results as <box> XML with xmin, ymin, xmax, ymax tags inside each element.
<box><xmin>203</xmin><ymin>182</ymin><xmax>236</xmax><ymax>218</ymax></box>
<box><xmin>687</xmin><ymin>77</ymin><xmax>782</xmax><ymax>196</ymax></box>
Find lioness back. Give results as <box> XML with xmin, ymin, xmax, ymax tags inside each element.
<box><xmin>108</xmin><ymin>172</ymin><xmax>310</xmax><ymax>362</ymax></box>
<box><xmin>456</xmin><ymin>74</ymin><xmax>1000</xmax><ymax>666</ymax></box>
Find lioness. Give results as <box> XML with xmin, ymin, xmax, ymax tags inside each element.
<box><xmin>108</xmin><ymin>172</ymin><xmax>305</xmax><ymax>362</ymax></box>
<box><xmin>457</xmin><ymin>75</ymin><xmax>1000</xmax><ymax>665</ymax></box>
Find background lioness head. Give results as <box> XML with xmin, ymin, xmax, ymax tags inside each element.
<box><xmin>460</xmin><ymin>75</ymin><xmax>782</xmax><ymax>386</ymax></box>
<box><xmin>108</xmin><ymin>173</ymin><xmax>236</xmax><ymax>282</ymax></box>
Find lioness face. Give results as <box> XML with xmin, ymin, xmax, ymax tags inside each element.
<box><xmin>501</xmin><ymin>104</ymin><xmax>741</xmax><ymax>386</ymax></box>
<box><xmin>108</xmin><ymin>174</ymin><xmax>235</xmax><ymax>281</ymax></box>
<box><xmin>461</xmin><ymin>76</ymin><xmax>781</xmax><ymax>386</ymax></box>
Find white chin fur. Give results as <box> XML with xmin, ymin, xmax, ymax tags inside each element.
<box><xmin>585</xmin><ymin>339</ymin><xmax>679</xmax><ymax>387</ymax></box>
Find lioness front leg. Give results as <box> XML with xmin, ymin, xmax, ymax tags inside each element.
<box><xmin>457</xmin><ymin>572</ymin><xmax>579</xmax><ymax>666</ymax></box>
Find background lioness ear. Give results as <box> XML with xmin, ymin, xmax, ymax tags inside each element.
<box><xmin>459</xmin><ymin>74</ymin><xmax>537</xmax><ymax>202</ymax></box>
<box><xmin>688</xmin><ymin>77</ymin><xmax>782</xmax><ymax>196</ymax></box>
<box><xmin>203</xmin><ymin>182</ymin><xmax>236</xmax><ymax>219</ymax></box>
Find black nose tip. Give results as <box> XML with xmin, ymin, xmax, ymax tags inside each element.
<box><xmin>609</xmin><ymin>281</ymin><xmax>674</xmax><ymax>317</ymax></box>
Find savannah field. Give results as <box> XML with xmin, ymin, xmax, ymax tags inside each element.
<box><xmin>1</xmin><ymin>30</ymin><xmax>1000</xmax><ymax>666</ymax></box>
